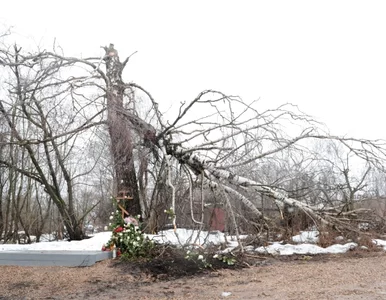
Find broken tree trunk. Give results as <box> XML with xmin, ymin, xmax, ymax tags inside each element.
<box><xmin>104</xmin><ymin>44</ymin><xmax>141</xmax><ymax>216</ymax></box>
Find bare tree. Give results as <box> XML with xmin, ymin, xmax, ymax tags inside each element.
<box><xmin>2</xmin><ymin>41</ymin><xmax>386</xmax><ymax>241</ymax></box>
<box><xmin>320</xmin><ymin>141</ymin><xmax>371</xmax><ymax>211</ymax></box>
<box><xmin>0</xmin><ymin>45</ymin><xmax>104</xmax><ymax>240</ymax></box>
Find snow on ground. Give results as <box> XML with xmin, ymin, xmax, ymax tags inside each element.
<box><xmin>291</xmin><ymin>231</ymin><xmax>319</xmax><ymax>244</ymax></box>
<box><xmin>0</xmin><ymin>232</ymin><xmax>112</xmax><ymax>252</ymax></box>
<box><xmin>0</xmin><ymin>230</ymin><xmax>230</xmax><ymax>252</ymax></box>
<box><xmin>373</xmin><ymin>239</ymin><xmax>386</xmax><ymax>250</ymax></box>
<box><xmin>147</xmin><ymin>228</ymin><xmax>248</xmax><ymax>247</ymax></box>
<box><xmin>255</xmin><ymin>242</ymin><xmax>357</xmax><ymax>255</ymax></box>
<box><xmin>147</xmin><ymin>229</ymin><xmax>226</xmax><ymax>246</ymax></box>
<box><xmin>0</xmin><ymin>229</ymin><xmax>383</xmax><ymax>256</ymax></box>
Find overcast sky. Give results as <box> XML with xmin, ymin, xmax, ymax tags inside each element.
<box><xmin>1</xmin><ymin>1</ymin><xmax>386</xmax><ymax>140</ymax></box>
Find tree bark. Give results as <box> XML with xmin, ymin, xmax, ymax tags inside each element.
<box><xmin>103</xmin><ymin>44</ymin><xmax>141</xmax><ymax>216</ymax></box>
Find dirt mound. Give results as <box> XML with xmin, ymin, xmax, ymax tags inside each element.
<box><xmin>112</xmin><ymin>246</ymin><xmax>249</xmax><ymax>280</ymax></box>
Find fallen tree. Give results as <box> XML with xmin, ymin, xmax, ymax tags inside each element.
<box><xmin>1</xmin><ymin>43</ymin><xmax>385</xmax><ymax>239</ymax></box>
<box><xmin>119</xmin><ymin>87</ymin><xmax>386</xmax><ymax>233</ymax></box>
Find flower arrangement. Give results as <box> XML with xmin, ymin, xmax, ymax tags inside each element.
<box><xmin>102</xmin><ymin>198</ymin><xmax>154</xmax><ymax>259</ymax></box>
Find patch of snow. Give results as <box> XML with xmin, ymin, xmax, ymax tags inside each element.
<box><xmin>227</xmin><ymin>235</ymin><xmax>248</xmax><ymax>241</ymax></box>
<box><xmin>292</xmin><ymin>231</ymin><xmax>319</xmax><ymax>244</ymax></box>
<box><xmin>147</xmin><ymin>229</ymin><xmax>226</xmax><ymax>246</ymax></box>
<box><xmin>220</xmin><ymin>247</ymin><xmax>234</xmax><ymax>254</ymax></box>
<box><xmin>243</xmin><ymin>245</ymin><xmax>254</xmax><ymax>252</ymax></box>
<box><xmin>373</xmin><ymin>239</ymin><xmax>386</xmax><ymax>250</ymax></box>
<box><xmin>335</xmin><ymin>236</ymin><xmax>344</xmax><ymax>242</ymax></box>
<box><xmin>325</xmin><ymin>242</ymin><xmax>357</xmax><ymax>254</ymax></box>
<box><xmin>227</xmin><ymin>240</ymin><xmax>240</xmax><ymax>248</ymax></box>
<box><xmin>221</xmin><ymin>292</ymin><xmax>232</xmax><ymax>297</ymax></box>
<box><xmin>40</xmin><ymin>234</ymin><xmax>59</xmax><ymax>242</ymax></box>
<box><xmin>0</xmin><ymin>232</ymin><xmax>112</xmax><ymax>252</ymax></box>
<box><xmin>255</xmin><ymin>242</ymin><xmax>357</xmax><ymax>255</ymax></box>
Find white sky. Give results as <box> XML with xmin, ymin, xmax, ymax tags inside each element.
<box><xmin>1</xmin><ymin>0</ymin><xmax>386</xmax><ymax>139</ymax></box>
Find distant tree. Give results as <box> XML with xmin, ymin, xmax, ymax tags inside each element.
<box><xmin>0</xmin><ymin>45</ymin><xmax>103</xmax><ymax>240</ymax></box>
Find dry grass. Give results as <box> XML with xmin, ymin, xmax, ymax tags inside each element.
<box><xmin>317</xmin><ymin>230</ymin><xmax>341</xmax><ymax>248</ymax></box>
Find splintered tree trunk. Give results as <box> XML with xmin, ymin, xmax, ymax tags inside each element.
<box><xmin>104</xmin><ymin>44</ymin><xmax>141</xmax><ymax>216</ymax></box>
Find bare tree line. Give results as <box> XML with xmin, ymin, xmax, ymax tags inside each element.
<box><xmin>1</xmin><ymin>36</ymin><xmax>386</xmax><ymax>243</ymax></box>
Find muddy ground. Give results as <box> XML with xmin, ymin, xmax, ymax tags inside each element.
<box><xmin>1</xmin><ymin>250</ymin><xmax>386</xmax><ymax>299</ymax></box>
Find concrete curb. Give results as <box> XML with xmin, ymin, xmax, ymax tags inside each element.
<box><xmin>0</xmin><ymin>250</ymin><xmax>113</xmax><ymax>267</ymax></box>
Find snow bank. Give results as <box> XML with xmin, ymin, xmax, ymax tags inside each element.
<box><xmin>255</xmin><ymin>242</ymin><xmax>357</xmax><ymax>255</ymax></box>
<box><xmin>0</xmin><ymin>229</ymin><xmax>240</xmax><ymax>252</ymax></box>
<box><xmin>0</xmin><ymin>228</ymin><xmax>381</xmax><ymax>257</ymax></box>
<box><xmin>0</xmin><ymin>232</ymin><xmax>112</xmax><ymax>252</ymax></box>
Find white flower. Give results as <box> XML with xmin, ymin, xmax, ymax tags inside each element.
<box><xmin>164</xmin><ymin>209</ymin><xmax>167</xmax><ymax>213</ymax></box>
<box><xmin>136</xmin><ymin>236</ymin><xmax>141</xmax><ymax>241</ymax></box>
<box><xmin>137</xmin><ymin>215</ymin><xmax>141</xmax><ymax>219</ymax></box>
<box><xmin>198</xmin><ymin>255</ymin><xmax>204</xmax><ymax>260</ymax></box>
<box><xmin>213</xmin><ymin>254</ymin><xmax>218</xmax><ymax>259</ymax></box>
<box><xmin>133</xmin><ymin>241</ymin><xmax>138</xmax><ymax>246</ymax></box>
<box><xmin>111</xmin><ymin>211</ymin><xmax>114</xmax><ymax>215</ymax></box>
<box><xmin>186</xmin><ymin>250</ymin><xmax>190</xmax><ymax>255</ymax></box>
<box><xmin>109</xmin><ymin>216</ymin><xmax>114</xmax><ymax>220</ymax></box>
<box><xmin>108</xmin><ymin>223</ymin><xmax>112</xmax><ymax>226</ymax></box>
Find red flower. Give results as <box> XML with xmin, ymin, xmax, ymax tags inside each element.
<box><xmin>114</xmin><ymin>226</ymin><xmax>123</xmax><ymax>233</ymax></box>
<box><xmin>102</xmin><ymin>246</ymin><xmax>106</xmax><ymax>251</ymax></box>
<box><xmin>117</xmin><ymin>249</ymin><xmax>121</xmax><ymax>257</ymax></box>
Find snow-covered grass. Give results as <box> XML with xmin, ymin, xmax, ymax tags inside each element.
<box><xmin>0</xmin><ymin>229</ymin><xmax>384</xmax><ymax>256</ymax></box>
